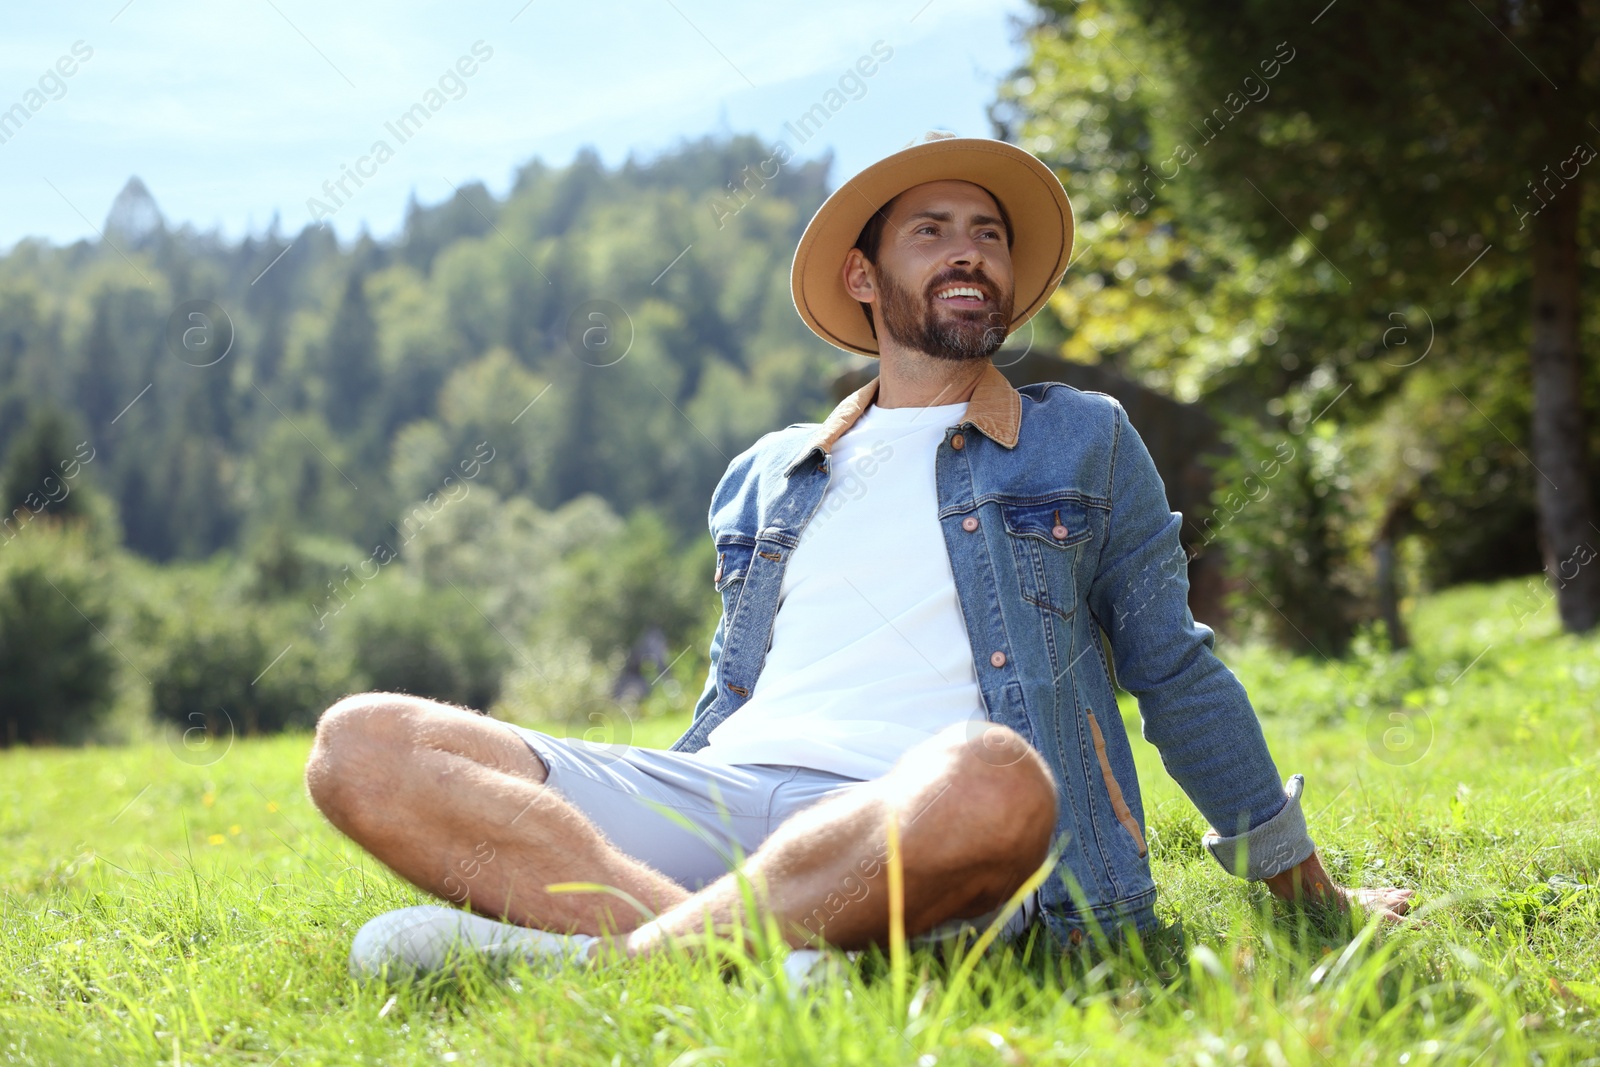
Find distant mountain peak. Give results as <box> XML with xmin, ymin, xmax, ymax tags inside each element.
<box><xmin>105</xmin><ymin>177</ymin><xmax>164</xmax><ymax>246</ymax></box>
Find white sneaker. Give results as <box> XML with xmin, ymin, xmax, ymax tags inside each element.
<box><xmin>778</xmin><ymin>947</ymin><xmax>854</xmax><ymax>997</ymax></box>
<box><xmin>349</xmin><ymin>905</ymin><xmax>597</xmax><ymax>980</ymax></box>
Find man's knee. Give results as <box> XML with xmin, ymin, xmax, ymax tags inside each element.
<box><xmin>925</xmin><ymin>722</ymin><xmax>1057</xmax><ymax>869</ymax></box>
<box><xmin>304</xmin><ymin>692</ymin><xmax>423</xmax><ymax>826</ymax></box>
<box><xmin>305</xmin><ymin>692</ymin><xmax>548</xmax><ymax>835</ymax></box>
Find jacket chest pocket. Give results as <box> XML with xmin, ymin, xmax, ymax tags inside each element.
<box><xmin>998</xmin><ymin>498</ymin><xmax>1095</xmax><ymax>621</ymax></box>
<box><xmin>713</xmin><ymin>537</ymin><xmax>756</xmax><ymax>625</ymax></box>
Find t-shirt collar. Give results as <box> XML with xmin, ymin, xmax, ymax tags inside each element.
<box><xmin>784</xmin><ymin>361</ymin><xmax>1021</xmax><ymax>477</ymax></box>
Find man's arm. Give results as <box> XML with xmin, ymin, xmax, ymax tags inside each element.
<box><xmin>680</xmin><ymin>445</ymin><xmax>750</xmax><ymax>744</ymax></box>
<box><xmin>1085</xmin><ymin>400</ymin><xmax>1311</xmax><ymax>878</ymax></box>
<box><xmin>1084</xmin><ymin>400</ymin><xmax>1412</xmax><ymax>919</ymax></box>
<box><xmin>690</xmin><ymin>611</ymin><xmax>725</xmax><ymax>724</ymax></box>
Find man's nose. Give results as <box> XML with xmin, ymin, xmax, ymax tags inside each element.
<box><xmin>947</xmin><ymin>237</ymin><xmax>983</xmax><ymax>268</ymax></box>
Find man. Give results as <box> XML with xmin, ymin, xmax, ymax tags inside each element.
<box><xmin>306</xmin><ymin>133</ymin><xmax>1413</xmax><ymax>979</ymax></box>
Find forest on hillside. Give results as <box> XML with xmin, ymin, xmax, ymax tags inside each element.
<box><xmin>0</xmin><ymin>136</ymin><xmax>852</xmax><ymax>746</ymax></box>
<box><xmin>4</xmin><ymin>0</ymin><xmax>1598</xmax><ymax>749</ymax></box>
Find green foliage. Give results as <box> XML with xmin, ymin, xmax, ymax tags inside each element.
<box><xmin>337</xmin><ymin>574</ymin><xmax>511</xmax><ymax>712</ymax></box>
<box><xmin>1001</xmin><ymin>0</ymin><xmax>1595</xmax><ymax>645</ymax></box>
<box><xmin>323</xmin><ymin>268</ymin><xmax>380</xmax><ymax>429</ymax></box>
<box><xmin>0</xmin><ymin>136</ymin><xmax>841</xmax><ymax>565</ymax></box>
<box><xmin>992</xmin><ymin>1</ymin><xmax>1293</xmax><ymax>405</ymax></box>
<box><xmin>1202</xmin><ymin>413</ymin><xmax>1362</xmax><ymax>657</ymax></box>
<box><xmin>242</xmin><ymin>526</ymin><xmax>370</xmax><ymax>602</ymax></box>
<box><xmin>1</xmin><ymin>408</ymin><xmax>96</xmax><ymax>525</ymax></box>
<box><xmin>233</xmin><ymin>412</ymin><xmax>368</xmax><ymax>550</ymax></box>
<box><xmin>1346</xmin><ymin>359</ymin><xmax>1543</xmax><ymax>588</ymax></box>
<box><xmin>147</xmin><ymin>592</ymin><xmax>338</xmax><ymax>737</ymax></box>
<box><xmin>491</xmin><ymin>633</ymin><xmax>626</xmax><ymax>729</ymax></box>
<box><xmin>544</xmin><ymin>507</ymin><xmax>713</xmax><ymax>663</ymax></box>
<box><xmin>397</xmin><ymin>489</ymin><xmax>626</xmax><ymax>638</ymax></box>
<box><xmin>0</xmin><ymin>526</ymin><xmax>118</xmax><ymax>745</ymax></box>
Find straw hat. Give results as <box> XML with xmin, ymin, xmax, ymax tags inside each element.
<box><xmin>790</xmin><ymin>132</ymin><xmax>1074</xmax><ymax>357</ymax></box>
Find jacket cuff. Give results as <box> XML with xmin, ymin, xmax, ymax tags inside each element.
<box><xmin>1201</xmin><ymin>774</ymin><xmax>1316</xmax><ymax>880</ymax></box>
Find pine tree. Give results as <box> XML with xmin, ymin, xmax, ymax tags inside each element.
<box><xmin>1</xmin><ymin>409</ymin><xmax>91</xmax><ymax>528</ymax></box>
<box><xmin>323</xmin><ymin>269</ymin><xmax>380</xmax><ymax>430</ymax></box>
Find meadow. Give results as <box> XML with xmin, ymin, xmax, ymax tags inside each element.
<box><xmin>2</xmin><ymin>577</ymin><xmax>1597</xmax><ymax>1065</ymax></box>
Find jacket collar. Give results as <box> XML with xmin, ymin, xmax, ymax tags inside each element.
<box><xmin>784</xmin><ymin>360</ymin><xmax>1022</xmax><ymax>476</ymax></box>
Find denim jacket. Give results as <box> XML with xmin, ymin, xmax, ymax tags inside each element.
<box><xmin>670</xmin><ymin>361</ymin><xmax>1315</xmax><ymax>942</ymax></box>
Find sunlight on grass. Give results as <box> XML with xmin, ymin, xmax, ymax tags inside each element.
<box><xmin>1</xmin><ymin>579</ymin><xmax>1597</xmax><ymax>1064</ymax></box>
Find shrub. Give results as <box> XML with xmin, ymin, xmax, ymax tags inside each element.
<box><xmin>148</xmin><ymin>599</ymin><xmax>338</xmax><ymax>737</ymax></box>
<box><xmin>544</xmin><ymin>508</ymin><xmax>712</xmax><ymax>661</ymax></box>
<box><xmin>1202</xmin><ymin>414</ymin><xmax>1363</xmax><ymax>657</ymax></box>
<box><xmin>338</xmin><ymin>575</ymin><xmax>511</xmax><ymax>711</ymax></box>
<box><xmin>1</xmin><ymin>408</ymin><xmax>95</xmax><ymax>525</ymax></box>
<box><xmin>244</xmin><ymin>526</ymin><xmax>371</xmax><ymax>601</ymax></box>
<box><xmin>491</xmin><ymin>632</ymin><xmax>624</xmax><ymax>728</ymax></box>
<box><xmin>0</xmin><ymin>525</ymin><xmax>118</xmax><ymax>744</ymax></box>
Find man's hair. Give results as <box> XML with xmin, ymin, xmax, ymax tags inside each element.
<box><xmin>850</xmin><ymin>186</ymin><xmax>1015</xmax><ymax>338</ymax></box>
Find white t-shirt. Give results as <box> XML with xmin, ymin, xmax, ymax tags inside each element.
<box><xmin>697</xmin><ymin>400</ymin><xmax>987</xmax><ymax>779</ymax></box>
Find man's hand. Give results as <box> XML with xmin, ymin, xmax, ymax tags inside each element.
<box><xmin>1262</xmin><ymin>849</ymin><xmax>1415</xmax><ymax>923</ymax></box>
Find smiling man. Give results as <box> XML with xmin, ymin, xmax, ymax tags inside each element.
<box><xmin>306</xmin><ymin>133</ymin><xmax>1412</xmax><ymax>980</ymax></box>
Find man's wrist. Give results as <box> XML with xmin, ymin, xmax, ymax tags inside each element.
<box><xmin>1201</xmin><ymin>773</ymin><xmax>1316</xmax><ymax>880</ymax></box>
<box><xmin>1263</xmin><ymin>849</ymin><xmax>1341</xmax><ymax>906</ymax></box>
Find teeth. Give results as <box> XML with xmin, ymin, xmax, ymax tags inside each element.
<box><xmin>937</xmin><ymin>286</ymin><xmax>985</xmax><ymax>300</ymax></box>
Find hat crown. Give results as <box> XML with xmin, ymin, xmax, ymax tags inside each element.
<box><xmin>900</xmin><ymin>129</ymin><xmax>959</xmax><ymax>150</ymax></box>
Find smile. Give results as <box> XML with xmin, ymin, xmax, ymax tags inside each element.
<box><xmin>934</xmin><ymin>285</ymin><xmax>989</xmax><ymax>306</ymax></box>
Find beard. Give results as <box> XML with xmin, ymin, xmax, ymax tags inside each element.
<box><xmin>876</xmin><ymin>266</ymin><xmax>1013</xmax><ymax>362</ymax></box>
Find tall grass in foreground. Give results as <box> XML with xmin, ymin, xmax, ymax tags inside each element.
<box><xmin>1</xmin><ymin>577</ymin><xmax>1597</xmax><ymax>1065</ymax></box>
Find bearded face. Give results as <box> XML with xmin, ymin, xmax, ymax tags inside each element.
<box><xmin>874</xmin><ymin>262</ymin><xmax>1014</xmax><ymax>362</ymax></box>
<box><xmin>845</xmin><ymin>180</ymin><xmax>1019</xmax><ymax>362</ymax></box>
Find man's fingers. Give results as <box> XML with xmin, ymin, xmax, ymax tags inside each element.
<box><xmin>1349</xmin><ymin>886</ymin><xmax>1417</xmax><ymax>922</ymax></box>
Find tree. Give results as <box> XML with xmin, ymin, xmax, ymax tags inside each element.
<box><xmin>0</xmin><ymin>136</ymin><xmax>848</xmax><ymax>564</ymax></box>
<box><xmin>546</xmin><ymin>508</ymin><xmax>711</xmax><ymax>662</ymax></box>
<box><xmin>1018</xmin><ymin>0</ymin><xmax>1600</xmax><ymax>631</ymax></box>
<box><xmin>323</xmin><ymin>268</ymin><xmax>380</xmax><ymax>430</ymax></box>
<box><xmin>1</xmin><ymin>408</ymin><xmax>94</xmax><ymax>527</ymax></box>
<box><xmin>0</xmin><ymin>528</ymin><xmax>117</xmax><ymax>745</ymax></box>
<box><xmin>77</xmin><ymin>293</ymin><xmax>122</xmax><ymax>429</ymax></box>
<box><xmin>148</xmin><ymin>598</ymin><xmax>334</xmax><ymax>736</ymax></box>
<box><xmin>338</xmin><ymin>575</ymin><xmax>511</xmax><ymax>711</ymax></box>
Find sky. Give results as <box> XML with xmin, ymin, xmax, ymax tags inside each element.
<box><xmin>0</xmin><ymin>0</ymin><xmax>1034</xmax><ymax>249</ymax></box>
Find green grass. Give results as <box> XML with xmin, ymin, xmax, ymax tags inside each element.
<box><xmin>3</xmin><ymin>577</ymin><xmax>1598</xmax><ymax>1065</ymax></box>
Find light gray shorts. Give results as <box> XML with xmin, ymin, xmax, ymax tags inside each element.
<box><xmin>503</xmin><ymin>724</ymin><xmax>1037</xmax><ymax>943</ymax></box>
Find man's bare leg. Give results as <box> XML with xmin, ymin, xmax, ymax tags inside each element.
<box><xmin>622</xmin><ymin>722</ymin><xmax>1058</xmax><ymax>957</ymax></box>
<box><xmin>308</xmin><ymin>696</ymin><xmax>1056</xmax><ymax>957</ymax></box>
<box><xmin>305</xmin><ymin>693</ymin><xmax>689</xmax><ymax>935</ymax></box>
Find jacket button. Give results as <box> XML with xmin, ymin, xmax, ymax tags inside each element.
<box><xmin>1052</xmin><ymin>524</ymin><xmax>1069</xmax><ymax>540</ymax></box>
<box><xmin>950</xmin><ymin>433</ymin><xmax>965</xmax><ymax>450</ymax></box>
<box><xmin>961</xmin><ymin>516</ymin><xmax>979</xmax><ymax>532</ymax></box>
<box><xmin>990</xmin><ymin>650</ymin><xmax>1007</xmax><ymax>668</ymax></box>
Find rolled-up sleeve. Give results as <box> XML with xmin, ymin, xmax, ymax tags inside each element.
<box><xmin>1085</xmin><ymin>400</ymin><xmax>1315</xmax><ymax>881</ymax></box>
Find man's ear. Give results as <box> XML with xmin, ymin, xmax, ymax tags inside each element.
<box><xmin>842</xmin><ymin>248</ymin><xmax>876</xmax><ymax>305</ymax></box>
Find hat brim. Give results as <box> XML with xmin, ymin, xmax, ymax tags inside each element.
<box><xmin>790</xmin><ymin>137</ymin><xmax>1074</xmax><ymax>358</ymax></box>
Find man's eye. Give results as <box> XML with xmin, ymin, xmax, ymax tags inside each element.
<box><xmin>916</xmin><ymin>225</ymin><xmax>938</xmax><ymax>235</ymax></box>
<box><xmin>979</xmin><ymin>229</ymin><xmax>1002</xmax><ymax>240</ymax></box>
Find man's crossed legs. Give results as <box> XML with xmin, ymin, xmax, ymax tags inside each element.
<box><xmin>304</xmin><ymin>693</ymin><xmax>1057</xmax><ymax>970</ymax></box>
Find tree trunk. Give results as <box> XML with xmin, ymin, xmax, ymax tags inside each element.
<box><xmin>1374</xmin><ymin>498</ymin><xmax>1411</xmax><ymax>650</ymax></box>
<box><xmin>1527</xmin><ymin>168</ymin><xmax>1599</xmax><ymax>633</ymax></box>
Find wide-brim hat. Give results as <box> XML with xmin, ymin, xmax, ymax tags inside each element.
<box><xmin>790</xmin><ymin>133</ymin><xmax>1074</xmax><ymax>357</ymax></box>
